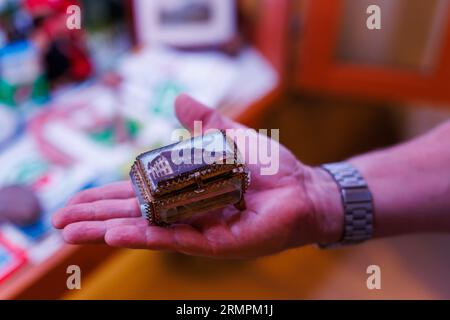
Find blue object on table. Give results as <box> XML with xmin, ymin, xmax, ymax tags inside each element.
<box><xmin>18</xmin><ymin>218</ymin><xmax>50</xmax><ymax>241</ymax></box>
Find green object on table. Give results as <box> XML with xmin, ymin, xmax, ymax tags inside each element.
<box><xmin>31</xmin><ymin>75</ymin><xmax>50</xmax><ymax>104</ymax></box>
<box><xmin>89</xmin><ymin>126</ymin><xmax>116</xmax><ymax>146</ymax></box>
<box><xmin>151</xmin><ymin>81</ymin><xmax>184</xmax><ymax>118</ymax></box>
<box><xmin>0</xmin><ymin>76</ymin><xmax>49</xmax><ymax>107</ymax></box>
<box><xmin>126</xmin><ymin>119</ymin><xmax>140</xmax><ymax>138</ymax></box>
<box><xmin>0</xmin><ymin>79</ymin><xmax>16</xmax><ymax>106</ymax></box>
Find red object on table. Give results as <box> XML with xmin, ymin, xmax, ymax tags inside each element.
<box><xmin>0</xmin><ymin>235</ymin><xmax>27</xmax><ymax>284</ymax></box>
<box><xmin>25</xmin><ymin>0</ymin><xmax>93</xmax><ymax>83</ymax></box>
<box><xmin>24</xmin><ymin>0</ymin><xmax>78</xmax><ymax>14</ymax></box>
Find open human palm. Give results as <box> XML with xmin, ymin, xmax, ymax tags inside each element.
<box><xmin>53</xmin><ymin>95</ymin><xmax>340</xmax><ymax>258</ymax></box>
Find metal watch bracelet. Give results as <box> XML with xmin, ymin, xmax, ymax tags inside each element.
<box><xmin>319</xmin><ymin>162</ymin><xmax>374</xmax><ymax>248</ymax></box>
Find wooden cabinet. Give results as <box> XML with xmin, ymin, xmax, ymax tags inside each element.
<box><xmin>296</xmin><ymin>0</ymin><xmax>450</xmax><ymax>105</ymax></box>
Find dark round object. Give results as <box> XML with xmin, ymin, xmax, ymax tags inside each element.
<box><xmin>0</xmin><ymin>185</ymin><xmax>42</xmax><ymax>226</ymax></box>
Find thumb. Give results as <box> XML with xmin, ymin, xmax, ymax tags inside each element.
<box><xmin>175</xmin><ymin>94</ymin><xmax>244</xmax><ymax>132</ymax></box>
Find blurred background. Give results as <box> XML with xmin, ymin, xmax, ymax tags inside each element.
<box><xmin>0</xmin><ymin>0</ymin><xmax>449</xmax><ymax>300</ymax></box>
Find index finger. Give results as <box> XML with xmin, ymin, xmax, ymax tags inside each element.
<box><xmin>175</xmin><ymin>94</ymin><xmax>246</xmax><ymax>132</ymax></box>
<box><xmin>104</xmin><ymin>224</ymin><xmax>214</xmax><ymax>256</ymax></box>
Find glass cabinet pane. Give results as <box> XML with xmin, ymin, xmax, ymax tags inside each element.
<box><xmin>336</xmin><ymin>0</ymin><xmax>449</xmax><ymax>73</ymax></box>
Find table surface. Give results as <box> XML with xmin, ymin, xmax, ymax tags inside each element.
<box><xmin>0</xmin><ymin>79</ymin><xmax>282</xmax><ymax>300</ymax></box>
<box><xmin>63</xmin><ymin>234</ymin><xmax>450</xmax><ymax>299</ymax></box>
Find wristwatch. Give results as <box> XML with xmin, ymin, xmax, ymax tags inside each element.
<box><xmin>320</xmin><ymin>162</ymin><xmax>374</xmax><ymax>248</ymax></box>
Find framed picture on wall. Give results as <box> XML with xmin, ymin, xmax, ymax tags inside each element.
<box><xmin>133</xmin><ymin>0</ymin><xmax>237</xmax><ymax>48</ymax></box>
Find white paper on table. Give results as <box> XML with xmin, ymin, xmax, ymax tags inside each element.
<box><xmin>42</xmin><ymin>122</ymin><xmax>134</xmax><ymax>173</ymax></box>
<box><xmin>117</xmin><ymin>47</ymin><xmax>239</xmax><ymax>109</ymax></box>
<box><xmin>0</xmin><ymin>134</ymin><xmax>97</xmax><ymax>212</ymax></box>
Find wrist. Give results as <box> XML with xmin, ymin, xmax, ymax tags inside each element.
<box><xmin>305</xmin><ymin>166</ymin><xmax>344</xmax><ymax>245</ymax></box>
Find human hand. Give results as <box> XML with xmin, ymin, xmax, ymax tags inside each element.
<box><xmin>53</xmin><ymin>95</ymin><xmax>343</xmax><ymax>258</ymax></box>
